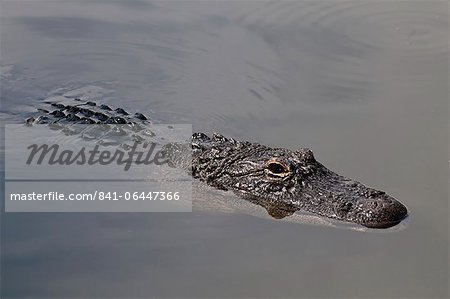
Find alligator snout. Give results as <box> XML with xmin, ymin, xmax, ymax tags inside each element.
<box><xmin>303</xmin><ymin>169</ymin><xmax>409</xmax><ymax>228</ymax></box>
<box><xmin>355</xmin><ymin>196</ymin><xmax>408</xmax><ymax>228</ymax></box>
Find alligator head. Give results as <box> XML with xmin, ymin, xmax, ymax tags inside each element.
<box><xmin>190</xmin><ymin>133</ymin><xmax>408</xmax><ymax>228</ymax></box>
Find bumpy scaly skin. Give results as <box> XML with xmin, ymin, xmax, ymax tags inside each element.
<box><xmin>27</xmin><ymin>98</ymin><xmax>408</xmax><ymax>228</ymax></box>
<box><xmin>188</xmin><ymin>133</ymin><xmax>408</xmax><ymax>228</ymax></box>
<box><xmin>26</xmin><ymin>98</ymin><xmax>149</xmax><ymax>125</ymax></box>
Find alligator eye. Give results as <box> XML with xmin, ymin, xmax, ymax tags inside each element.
<box><xmin>268</xmin><ymin>162</ymin><xmax>286</xmax><ymax>173</ymax></box>
<box><xmin>265</xmin><ymin>160</ymin><xmax>290</xmax><ymax>177</ymax></box>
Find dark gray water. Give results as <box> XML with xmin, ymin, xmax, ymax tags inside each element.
<box><xmin>1</xmin><ymin>1</ymin><xmax>448</xmax><ymax>298</ymax></box>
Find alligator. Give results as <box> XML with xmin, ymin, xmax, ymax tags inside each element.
<box><xmin>25</xmin><ymin>96</ymin><xmax>408</xmax><ymax>229</ymax></box>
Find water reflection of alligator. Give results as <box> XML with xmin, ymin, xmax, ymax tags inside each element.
<box><xmin>26</xmin><ymin>97</ymin><xmax>408</xmax><ymax>228</ymax></box>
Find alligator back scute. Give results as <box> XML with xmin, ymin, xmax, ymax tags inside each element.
<box><xmin>25</xmin><ymin>95</ymin><xmax>158</xmax><ymax>149</ymax></box>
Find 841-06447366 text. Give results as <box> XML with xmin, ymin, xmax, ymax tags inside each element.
<box><xmin>9</xmin><ymin>191</ymin><xmax>181</xmax><ymax>201</ymax></box>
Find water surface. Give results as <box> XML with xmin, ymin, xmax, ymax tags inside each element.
<box><xmin>1</xmin><ymin>1</ymin><xmax>448</xmax><ymax>298</ymax></box>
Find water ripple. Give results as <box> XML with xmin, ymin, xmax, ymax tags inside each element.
<box><xmin>237</xmin><ymin>1</ymin><xmax>448</xmax><ymax>54</ymax></box>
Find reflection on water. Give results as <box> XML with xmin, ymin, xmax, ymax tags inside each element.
<box><xmin>1</xmin><ymin>1</ymin><xmax>448</xmax><ymax>298</ymax></box>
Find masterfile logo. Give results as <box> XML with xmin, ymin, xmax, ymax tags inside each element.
<box><xmin>4</xmin><ymin>124</ymin><xmax>192</xmax><ymax>212</ymax></box>
<box><xmin>26</xmin><ymin>141</ymin><xmax>171</xmax><ymax>171</ymax></box>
